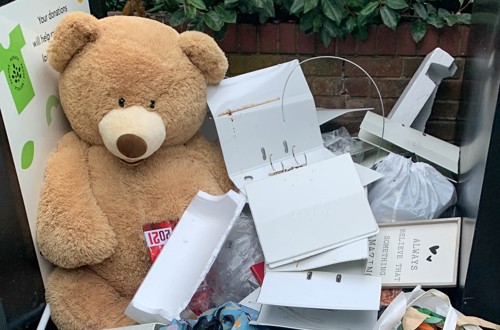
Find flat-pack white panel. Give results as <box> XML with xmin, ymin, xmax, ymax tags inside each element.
<box><xmin>388</xmin><ymin>47</ymin><xmax>457</xmax><ymax>131</ymax></box>
<box><xmin>251</xmin><ymin>305</ymin><xmax>378</xmax><ymax>330</ymax></box>
<box><xmin>126</xmin><ymin>190</ymin><xmax>246</xmax><ymax>324</ymax></box>
<box><xmin>272</xmin><ymin>238</ymin><xmax>368</xmax><ymax>272</ymax></box>
<box><xmin>359</xmin><ymin>111</ymin><xmax>460</xmax><ymax>175</ymax></box>
<box><xmin>258</xmin><ymin>270</ymin><xmax>381</xmax><ymax>310</ymax></box>
<box><xmin>246</xmin><ymin>154</ymin><xmax>379</xmax><ymax>267</ymax></box>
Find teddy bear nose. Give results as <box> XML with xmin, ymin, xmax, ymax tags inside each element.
<box><xmin>116</xmin><ymin>134</ymin><xmax>147</xmax><ymax>158</ymax></box>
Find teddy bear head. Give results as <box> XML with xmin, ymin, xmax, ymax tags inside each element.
<box><xmin>48</xmin><ymin>12</ymin><xmax>227</xmax><ymax>164</ymax></box>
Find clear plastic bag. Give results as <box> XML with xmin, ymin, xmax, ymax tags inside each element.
<box><xmin>205</xmin><ymin>208</ymin><xmax>264</xmax><ymax>306</ymax></box>
<box><xmin>368</xmin><ymin>153</ymin><xmax>457</xmax><ymax>222</ymax></box>
<box><xmin>322</xmin><ymin>127</ymin><xmax>364</xmax><ymax>164</ymax></box>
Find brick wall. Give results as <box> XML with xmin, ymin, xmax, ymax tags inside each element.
<box><xmin>212</xmin><ymin>22</ymin><xmax>469</xmax><ymax>144</ymax></box>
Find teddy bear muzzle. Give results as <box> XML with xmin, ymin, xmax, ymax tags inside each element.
<box><xmin>98</xmin><ymin>105</ymin><xmax>166</xmax><ymax>164</ymax></box>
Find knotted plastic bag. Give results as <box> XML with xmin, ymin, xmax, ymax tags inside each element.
<box><xmin>368</xmin><ymin>153</ymin><xmax>457</xmax><ymax>222</ymax></box>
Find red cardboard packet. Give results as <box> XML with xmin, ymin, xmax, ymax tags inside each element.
<box><xmin>143</xmin><ymin>220</ymin><xmax>177</xmax><ymax>263</ymax></box>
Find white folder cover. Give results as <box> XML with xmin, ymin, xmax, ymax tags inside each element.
<box><xmin>246</xmin><ymin>154</ymin><xmax>378</xmax><ymax>267</ymax></box>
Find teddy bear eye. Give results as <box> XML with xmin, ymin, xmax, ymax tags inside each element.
<box><xmin>118</xmin><ymin>98</ymin><xmax>125</xmax><ymax>107</ymax></box>
<box><xmin>149</xmin><ymin>100</ymin><xmax>155</xmax><ymax>109</ymax></box>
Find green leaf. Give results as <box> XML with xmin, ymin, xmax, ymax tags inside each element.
<box><xmin>304</xmin><ymin>0</ymin><xmax>319</xmax><ymax>13</ymax></box>
<box><xmin>203</xmin><ymin>11</ymin><xmax>224</xmax><ymax>31</ymax></box>
<box><xmin>457</xmin><ymin>13</ymin><xmax>471</xmax><ymax>24</ymax></box>
<box><xmin>169</xmin><ymin>8</ymin><xmax>186</xmax><ymax>26</ymax></box>
<box><xmin>313</xmin><ymin>14</ymin><xmax>324</xmax><ymax>32</ymax></box>
<box><xmin>385</xmin><ymin>0</ymin><xmax>408</xmax><ymax>10</ymax></box>
<box><xmin>214</xmin><ymin>24</ymin><xmax>228</xmax><ymax>40</ymax></box>
<box><xmin>319</xmin><ymin>27</ymin><xmax>333</xmax><ymax>47</ymax></box>
<box><xmin>413</xmin><ymin>3</ymin><xmax>428</xmax><ymax>20</ymax></box>
<box><xmin>411</xmin><ymin>18</ymin><xmax>427</xmax><ymax>42</ymax></box>
<box><xmin>251</xmin><ymin>0</ymin><xmax>264</xmax><ymax>8</ymax></box>
<box><xmin>360</xmin><ymin>1</ymin><xmax>378</xmax><ymax>16</ymax></box>
<box><xmin>426</xmin><ymin>3</ymin><xmax>437</xmax><ymax>15</ymax></box>
<box><xmin>184</xmin><ymin>5</ymin><xmax>197</xmax><ymax>18</ymax></box>
<box><xmin>188</xmin><ymin>15</ymin><xmax>205</xmax><ymax>31</ymax></box>
<box><xmin>299</xmin><ymin>10</ymin><xmax>316</xmax><ymax>32</ymax></box>
<box><xmin>186</xmin><ymin>0</ymin><xmax>207</xmax><ymax>11</ymax></box>
<box><xmin>290</xmin><ymin>0</ymin><xmax>305</xmax><ymax>14</ymax></box>
<box><xmin>321</xmin><ymin>0</ymin><xmax>343</xmax><ymax>23</ymax></box>
<box><xmin>347</xmin><ymin>0</ymin><xmax>364</xmax><ymax>7</ymax></box>
<box><xmin>345</xmin><ymin>15</ymin><xmax>356</xmax><ymax>32</ymax></box>
<box><xmin>323</xmin><ymin>17</ymin><xmax>340</xmax><ymax>36</ymax></box>
<box><xmin>438</xmin><ymin>8</ymin><xmax>451</xmax><ymax>19</ymax></box>
<box><xmin>261</xmin><ymin>0</ymin><xmax>275</xmax><ymax>16</ymax></box>
<box><xmin>147</xmin><ymin>4</ymin><xmax>165</xmax><ymax>13</ymax></box>
<box><xmin>444</xmin><ymin>14</ymin><xmax>459</xmax><ymax>26</ymax></box>
<box><xmin>426</xmin><ymin>15</ymin><xmax>445</xmax><ymax>28</ymax></box>
<box><xmin>224</xmin><ymin>0</ymin><xmax>239</xmax><ymax>5</ymax></box>
<box><xmin>355</xmin><ymin>24</ymin><xmax>368</xmax><ymax>40</ymax></box>
<box><xmin>215</xmin><ymin>4</ymin><xmax>237</xmax><ymax>23</ymax></box>
<box><xmin>380</xmin><ymin>5</ymin><xmax>397</xmax><ymax>30</ymax></box>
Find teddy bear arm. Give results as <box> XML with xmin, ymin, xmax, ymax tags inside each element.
<box><xmin>37</xmin><ymin>132</ymin><xmax>117</xmax><ymax>268</ymax></box>
<box><xmin>185</xmin><ymin>133</ymin><xmax>234</xmax><ymax>192</ymax></box>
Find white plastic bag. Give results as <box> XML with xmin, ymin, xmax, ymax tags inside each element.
<box><xmin>373</xmin><ymin>286</ymin><xmax>500</xmax><ymax>330</ymax></box>
<box><xmin>368</xmin><ymin>153</ymin><xmax>457</xmax><ymax>222</ymax></box>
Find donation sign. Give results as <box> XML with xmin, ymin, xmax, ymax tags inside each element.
<box><xmin>0</xmin><ymin>0</ymin><xmax>90</xmax><ymax>282</ymax></box>
<box><xmin>365</xmin><ymin>218</ymin><xmax>461</xmax><ymax>287</ymax></box>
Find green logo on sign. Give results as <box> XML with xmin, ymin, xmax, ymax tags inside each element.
<box><xmin>0</xmin><ymin>25</ymin><xmax>35</xmax><ymax>114</ymax></box>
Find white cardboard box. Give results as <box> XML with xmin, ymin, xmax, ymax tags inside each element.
<box><xmin>125</xmin><ymin>190</ymin><xmax>246</xmax><ymax>324</ymax></box>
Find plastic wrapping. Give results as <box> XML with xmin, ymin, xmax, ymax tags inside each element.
<box><xmin>322</xmin><ymin>127</ymin><xmax>364</xmax><ymax>163</ymax></box>
<box><xmin>368</xmin><ymin>153</ymin><xmax>457</xmax><ymax>222</ymax></box>
<box><xmin>206</xmin><ymin>209</ymin><xmax>264</xmax><ymax>307</ymax></box>
<box><xmin>186</xmin><ymin>209</ymin><xmax>265</xmax><ymax>313</ymax></box>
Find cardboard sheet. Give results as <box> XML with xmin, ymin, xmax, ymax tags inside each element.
<box><xmin>246</xmin><ymin>154</ymin><xmax>379</xmax><ymax>267</ymax></box>
<box><xmin>125</xmin><ymin>190</ymin><xmax>246</xmax><ymax>324</ymax></box>
<box><xmin>257</xmin><ymin>270</ymin><xmax>381</xmax><ymax>310</ymax></box>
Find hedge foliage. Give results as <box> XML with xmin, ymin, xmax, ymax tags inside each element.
<box><xmin>106</xmin><ymin>0</ymin><xmax>472</xmax><ymax>46</ymax></box>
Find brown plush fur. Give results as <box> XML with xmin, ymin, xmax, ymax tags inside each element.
<box><xmin>37</xmin><ymin>12</ymin><xmax>232</xmax><ymax>330</ymax></box>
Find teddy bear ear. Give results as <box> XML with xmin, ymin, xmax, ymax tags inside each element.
<box><xmin>47</xmin><ymin>12</ymin><xmax>99</xmax><ymax>73</ymax></box>
<box><xmin>178</xmin><ymin>31</ymin><xmax>228</xmax><ymax>84</ymax></box>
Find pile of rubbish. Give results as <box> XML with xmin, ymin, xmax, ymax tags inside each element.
<box><xmin>115</xmin><ymin>50</ymin><xmax>499</xmax><ymax>330</ymax></box>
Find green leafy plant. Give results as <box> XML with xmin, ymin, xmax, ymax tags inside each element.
<box><xmin>106</xmin><ymin>0</ymin><xmax>472</xmax><ymax>46</ymax></box>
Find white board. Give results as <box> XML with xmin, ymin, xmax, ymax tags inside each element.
<box><xmin>364</xmin><ymin>218</ymin><xmax>461</xmax><ymax>287</ymax></box>
<box><xmin>0</xmin><ymin>0</ymin><xmax>90</xmax><ymax>283</ymax></box>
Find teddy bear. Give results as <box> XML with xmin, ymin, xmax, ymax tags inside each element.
<box><xmin>36</xmin><ymin>12</ymin><xmax>232</xmax><ymax>330</ymax></box>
